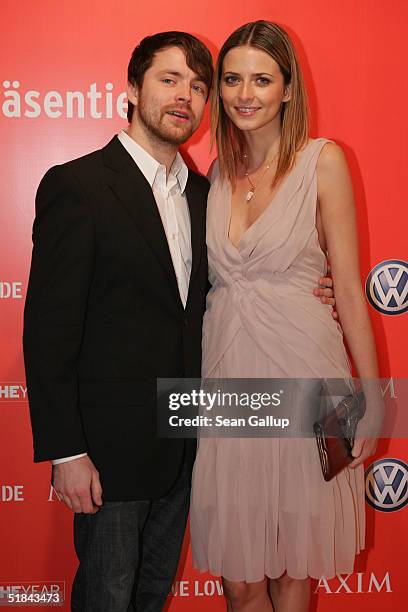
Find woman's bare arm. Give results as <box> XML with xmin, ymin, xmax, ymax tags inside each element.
<box><xmin>317</xmin><ymin>142</ymin><xmax>380</xmax><ymax>466</ymax></box>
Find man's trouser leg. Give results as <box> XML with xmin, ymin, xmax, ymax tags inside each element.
<box><xmin>134</xmin><ymin>454</ymin><xmax>191</xmax><ymax>611</ymax></box>
<box><xmin>71</xmin><ymin>455</ymin><xmax>191</xmax><ymax>612</ymax></box>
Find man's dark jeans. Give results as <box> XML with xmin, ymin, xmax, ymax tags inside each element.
<box><xmin>71</xmin><ymin>455</ymin><xmax>191</xmax><ymax>612</ymax></box>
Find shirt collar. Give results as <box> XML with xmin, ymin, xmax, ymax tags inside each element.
<box><xmin>117</xmin><ymin>129</ymin><xmax>188</xmax><ymax>193</ymax></box>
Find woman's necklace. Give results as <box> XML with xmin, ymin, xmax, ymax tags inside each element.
<box><xmin>244</xmin><ymin>153</ymin><xmax>279</xmax><ymax>203</ymax></box>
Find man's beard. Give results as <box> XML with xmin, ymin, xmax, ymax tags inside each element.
<box><xmin>137</xmin><ymin>96</ymin><xmax>196</xmax><ymax>146</ymax></box>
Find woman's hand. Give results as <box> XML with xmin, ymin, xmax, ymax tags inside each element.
<box><xmin>349</xmin><ymin>437</ymin><xmax>378</xmax><ymax>469</ymax></box>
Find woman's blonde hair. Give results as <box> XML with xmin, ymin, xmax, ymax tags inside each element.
<box><xmin>211</xmin><ymin>21</ymin><xmax>309</xmax><ymax>187</ymax></box>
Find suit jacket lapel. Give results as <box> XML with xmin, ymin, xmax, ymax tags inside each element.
<box><xmin>102</xmin><ymin>137</ymin><xmax>182</xmax><ymax>307</ymax></box>
<box><xmin>185</xmin><ymin>177</ymin><xmax>204</xmax><ymax>297</ymax></box>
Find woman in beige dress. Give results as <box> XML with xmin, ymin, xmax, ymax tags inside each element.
<box><xmin>190</xmin><ymin>21</ymin><xmax>379</xmax><ymax>612</ymax></box>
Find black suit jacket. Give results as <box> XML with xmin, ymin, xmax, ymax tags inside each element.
<box><xmin>23</xmin><ymin>136</ymin><xmax>209</xmax><ymax>500</ymax></box>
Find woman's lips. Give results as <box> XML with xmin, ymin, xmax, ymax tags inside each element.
<box><xmin>234</xmin><ymin>106</ymin><xmax>261</xmax><ymax>117</ymax></box>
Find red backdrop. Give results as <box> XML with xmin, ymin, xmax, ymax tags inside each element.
<box><xmin>1</xmin><ymin>1</ymin><xmax>407</xmax><ymax>610</ymax></box>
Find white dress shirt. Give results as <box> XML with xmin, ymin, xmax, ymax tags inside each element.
<box><xmin>52</xmin><ymin>130</ymin><xmax>192</xmax><ymax>465</ymax></box>
<box><xmin>118</xmin><ymin>129</ymin><xmax>192</xmax><ymax>306</ymax></box>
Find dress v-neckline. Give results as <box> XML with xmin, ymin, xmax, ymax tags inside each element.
<box><xmin>226</xmin><ymin>170</ymin><xmax>288</xmax><ymax>251</ymax></box>
<box><xmin>225</xmin><ymin>140</ymin><xmax>314</xmax><ymax>251</ymax></box>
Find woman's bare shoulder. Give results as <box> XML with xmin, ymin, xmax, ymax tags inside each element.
<box><xmin>317</xmin><ymin>140</ymin><xmax>347</xmax><ymax>171</ymax></box>
<box><xmin>317</xmin><ymin>140</ymin><xmax>353</xmax><ymax>203</ymax></box>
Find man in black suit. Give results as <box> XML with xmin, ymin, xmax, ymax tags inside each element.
<box><xmin>23</xmin><ymin>32</ymin><xmax>213</xmax><ymax>612</ymax></box>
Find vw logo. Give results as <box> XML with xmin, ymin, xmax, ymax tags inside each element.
<box><xmin>365</xmin><ymin>458</ymin><xmax>408</xmax><ymax>512</ymax></box>
<box><xmin>365</xmin><ymin>259</ymin><xmax>408</xmax><ymax>315</ymax></box>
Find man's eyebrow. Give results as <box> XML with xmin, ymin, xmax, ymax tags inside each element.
<box><xmin>157</xmin><ymin>70</ymin><xmax>183</xmax><ymax>77</ymax></box>
<box><xmin>157</xmin><ymin>69</ymin><xmax>207</xmax><ymax>83</ymax></box>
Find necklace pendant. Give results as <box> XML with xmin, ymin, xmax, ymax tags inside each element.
<box><xmin>246</xmin><ymin>190</ymin><xmax>255</xmax><ymax>202</ymax></box>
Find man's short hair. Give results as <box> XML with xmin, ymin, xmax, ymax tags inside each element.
<box><xmin>127</xmin><ymin>31</ymin><xmax>214</xmax><ymax>122</ymax></box>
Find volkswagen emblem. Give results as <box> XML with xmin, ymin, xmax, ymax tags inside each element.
<box><xmin>365</xmin><ymin>458</ymin><xmax>408</xmax><ymax>512</ymax></box>
<box><xmin>365</xmin><ymin>259</ymin><xmax>408</xmax><ymax>315</ymax></box>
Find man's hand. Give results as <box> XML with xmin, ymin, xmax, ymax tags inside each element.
<box><xmin>313</xmin><ymin>272</ymin><xmax>338</xmax><ymax>320</ymax></box>
<box><xmin>53</xmin><ymin>455</ymin><xmax>103</xmax><ymax>514</ymax></box>
<box><xmin>349</xmin><ymin>437</ymin><xmax>378</xmax><ymax>469</ymax></box>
